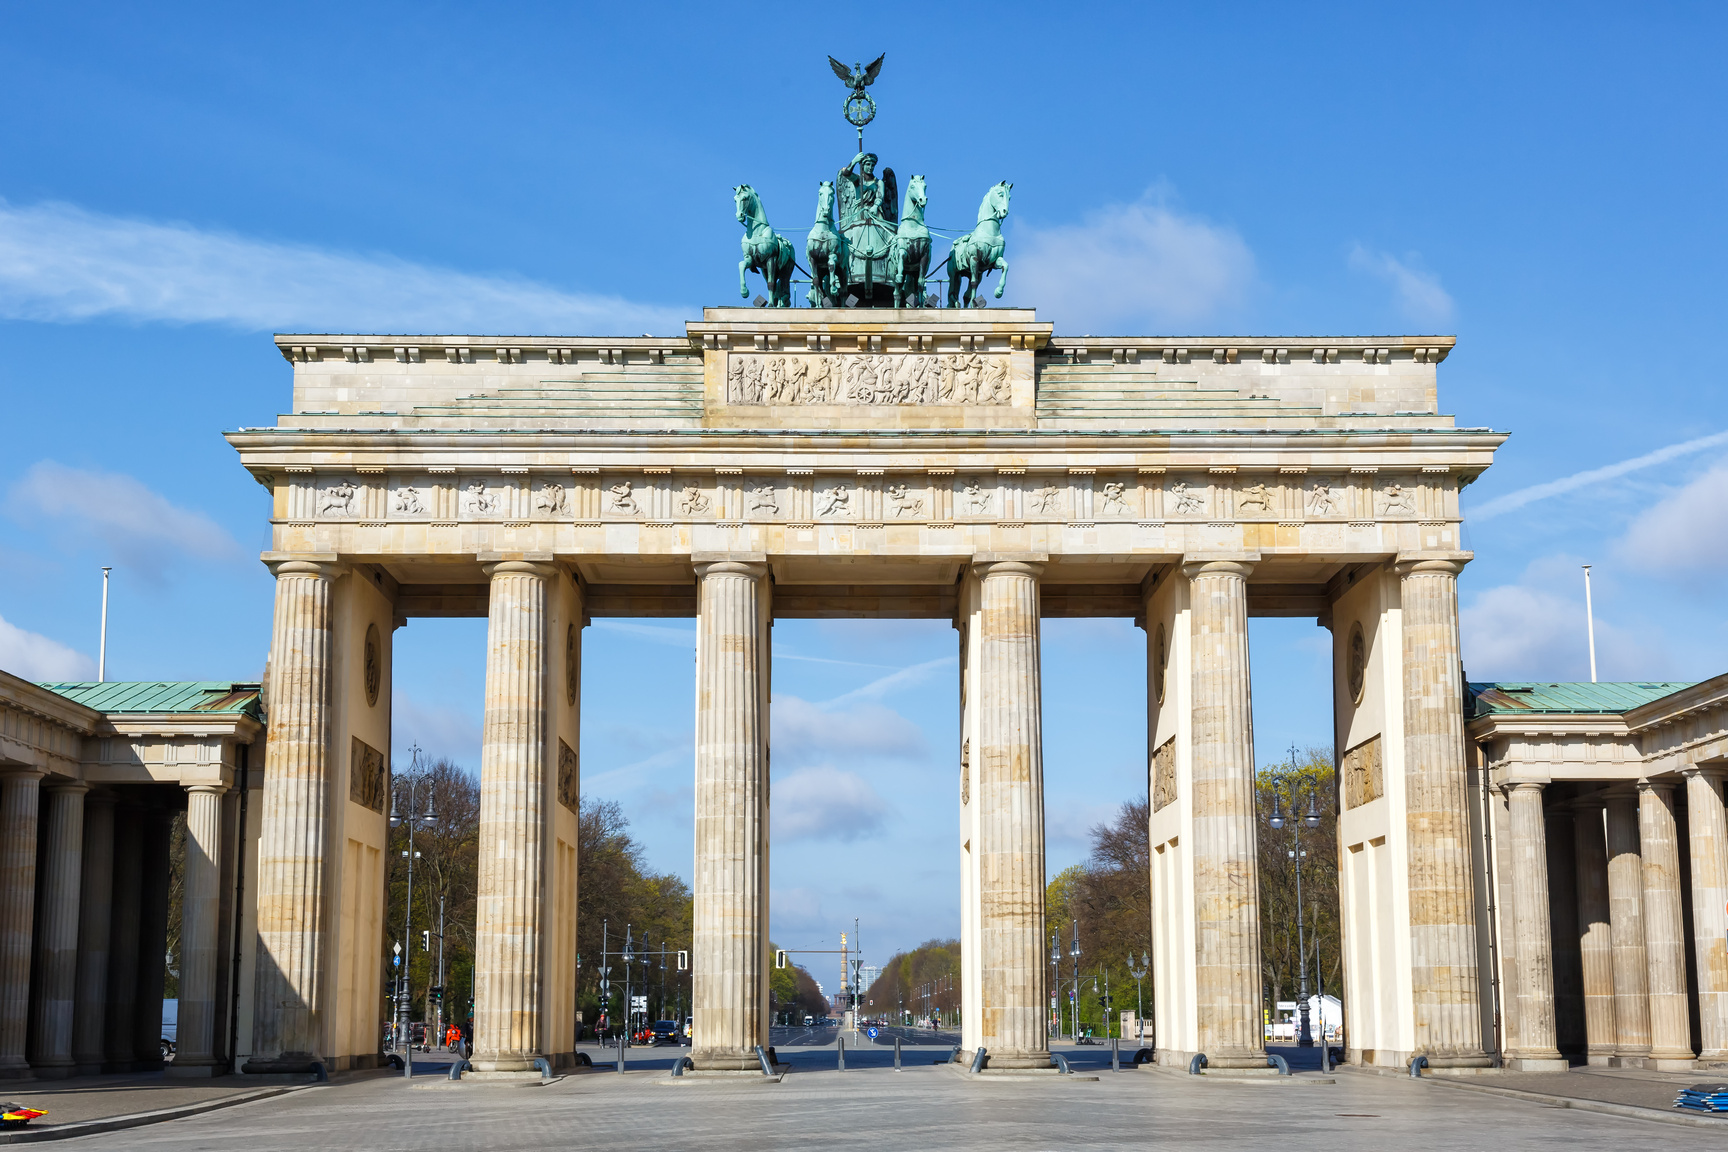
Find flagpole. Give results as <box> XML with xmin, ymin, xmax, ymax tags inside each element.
<box><xmin>1582</xmin><ymin>564</ymin><xmax>1597</xmax><ymax>683</ymax></box>
<box><xmin>99</xmin><ymin>567</ymin><xmax>112</xmax><ymax>683</ymax></box>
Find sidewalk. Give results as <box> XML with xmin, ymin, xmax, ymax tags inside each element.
<box><xmin>0</xmin><ymin>1072</ymin><xmax>303</xmax><ymax>1143</ymax></box>
<box><xmin>1404</xmin><ymin>1064</ymin><xmax>1728</xmax><ymax>1129</ymax></box>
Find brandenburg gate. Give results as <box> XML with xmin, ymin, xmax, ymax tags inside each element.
<box><xmin>228</xmin><ymin>309</ymin><xmax>1503</xmax><ymax>1074</ymax></box>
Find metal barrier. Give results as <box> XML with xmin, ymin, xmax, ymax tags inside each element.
<box><xmin>837</xmin><ymin>1035</ymin><xmax>846</xmax><ymax>1072</ymax></box>
<box><xmin>755</xmin><ymin>1045</ymin><xmax>775</xmax><ymax>1076</ymax></box>
<box><xmin>1267</xmin><ymin>1053</ymin><xmax>1291</xmax><ymax>1076</ymax></box>
<box><xmin>969</xmin><ymin>1047</ymin><xmax>988</xmax><ymax>1074</ymax></box>
<box><xmin>446</xmin><ymin>1058</ymin><xmax>470</xmax><ymax>1080</ymax></box>
<box><xmin>894</xmin><ymin>1036</ymin><xmax>902</xmax><ymax>1071</ymax></box>
<box><xmin>1188</xmin><ymin>1053</ymin><xmax>1208</xmax><ymax>1074</ymax></box>
<box><xmin>1408</xmin><ymin>1054</ymin><xmax>1429</xmax><ymax>1078</ymax></box>
<box><xmin>1052</xmin><ymin>1052</ymin><xmax>1072</xmax><ymax>1074</ymax></box>
<box><xmin>532</xmin><ymin>1056</ymin><xmax>552</xmax><ymax>1081</ymax></box>
<box><xmin>1111</xmin><ymin>1037</ymin><xmax>1120</xmax><ymax>1073</ymax></box>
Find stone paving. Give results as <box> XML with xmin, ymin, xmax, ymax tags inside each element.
<box><xmin>23</xmin><ymin>1043</ymin><xmax>1727</xmax><ymax>1151</ymax></box>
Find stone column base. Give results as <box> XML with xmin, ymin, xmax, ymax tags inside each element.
<box><xmin>471</xmin><ymin>1054</ymin><xmax>543</xmax><ymax>1073</ymax></box>
<box><xmin>691</xmin><ymin>1050</ymin><xmax>761</xmax><ymax>1072</ymax></box>
<box><xmin>0</xmin><ymin>1066</ymin><xmax>36</xmax><ymax>1081</ymax></box>
<box><xmin>1648</xmin><ymin>1052</ymin><xmax>1696</xmax><ymax>1072</ymax></box>
<box><xmin>28</xmin><ymin>1062</ymin><xmax>75</xmax><ymax>1080</ymax></box>
<box><xmin>985</xmin><ymin>1049</ymin><xmax>1052</xmax><ymax>1070</ymax></box>
<box><xmin>241</xmin><ymin>1053</ymin><xmax>323</xmax><ymax>1075</ymax></box>
<box><xmin>1506</xmin><ymin>1056</ymin><xmax>1570</xmax><ymax>1072</ymax></box>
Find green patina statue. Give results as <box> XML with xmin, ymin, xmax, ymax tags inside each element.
<box><xmin>731</xmin><ymin>54</ymin><xmax>1012</xmax><ymax>309</ymax></box>
<box><xmin>948</xmin><ymin>181</ymin><xmax>1011</xmax><ymax>308</ymax></box>
<box><xmin>806</xmin><ymin>180</ymin><xmax>846</xmax><ymax>307</ymax></box>
<box><xmin>735</xmin><ymin>184</ymin><xmax>795</xmax><ymax>308</ymax></box>
<box><xmin>889</xmin><ymin>173</ymin><xmax>930</xmax><ymax>308</ymax></box>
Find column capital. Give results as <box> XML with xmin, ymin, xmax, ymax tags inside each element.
<box><xmin>1682</xmin><ymin>764</ymin><xmax>1728</xmax><ymax>783</ymax></box>
<box><xmin>184</xmin><ymin>783</ymin><xmax>229</xmax><ymax>798</ymax></box>
<box><xmin>972</xmin><ymin>555</ymin><xmax>1045</xmax><ymax>580</ymax></box>
<box><xmin>692</xmin><ymin>553</ymin><xmax>769</xmax><ymax>579</ymax></box>
<box><xmin>481</xmin><ymin>559</ymin><xmax>558</xmax><ymax>580</ymax></box>
<box><xmin>0</xmin><ymin>768</ymin><xmax>45</xmax><ymax>785</ymax></box>
<box><xmin>1180</xmin><ymin>555</ymin><xmax>1257</xmax><ymax>580</ymax></box>
<box><xmin>1638</xmin><ymin>777</ymin><xmax>1678</xmax><ymax>798</ymax></box>
<box><xmin>261</xmin><ymin>552</ymin><xmax>343</xmax><ymax>579</ymax></box>
<box><xmin>44</xmin><ymin>780</ymin><xmax>89</xmax><ymax>797</ymax></box>
<box><xmin>1507</xmin><ymin>780</ymin><xmax>1548</xmax><ymax>797</ymax></box>
<box><xmin>1394</xmin><ymin>551</ymin><xmax>1473</xmax><ymax>579</ymax></box>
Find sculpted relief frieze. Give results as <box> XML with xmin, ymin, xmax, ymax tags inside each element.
<box><xmin>281</xmin><ymin>467</ymin><xmax>1454</xmax><ymax>530</ymax></box>
<box><xmin>725</xmin><ymin>352</ymin><xmax>1011</xmax><ymax>406</ymax></box>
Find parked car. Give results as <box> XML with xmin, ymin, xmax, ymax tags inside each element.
<box><xmin>650</xmin><ymin>1020</ymin><xmax>679</xmax><ymax>1046</ymax></box>
<box><xmin>803</xmin><ymin>1015</ymin><xmax>814</xmax><ymax>1026</ymax></box>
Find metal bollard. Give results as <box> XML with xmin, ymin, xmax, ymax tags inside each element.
<box><xmin>616</xmin><ymin>1033</ymin><xmax>626</xmax><ymax>1074</ymax></box>
<box><xmin>894</xmin><ymin>1035</ymin><xmax>902</xmax><ymax>1071</ymax></box>
<box><xmin>1111</xmin><ymin>1036</ymin><xmax>1120</xmax><ymax>1073</ymax></box>
<box><xmin>837</xmin><ymin>1034</ymin><xmax>846</xmax><ymax>1072</ymax></box>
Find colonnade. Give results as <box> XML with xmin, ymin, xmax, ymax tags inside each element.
<box><xmin>0</xmin><ymin>775</ymin><xmax>213</xmax><ymax>1080</ymax></box>
<box><xmin>1497</xmin><ymin>772</ymin><xmax>1728</xmax><ymax>1070</ymax></box>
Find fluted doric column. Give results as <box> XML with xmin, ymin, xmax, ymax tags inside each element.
<box><xmin>973</xmin><ymin>560</ymin><xmax>1049</xmax><ymax>1068</ymax></box>
<box><xmin>1639</xmin><ymin>780</ymin><xmax>1694</xmax><ymax>1069</ymax></box>
<box><xmin>0</xmin><ymin>770</ymin><xmax>44</xmax><ymax>1079</ymax></box>
<box><xmin>1573</xmin><ymin>803</ymin><xmax>1618</xmax><ymax>1064</ymax></box>
<box><xmin>172</xmin><ymin>785</ymin><xmax>228</xmax><ymax>1074</ymax></box>
<box><xmin>1504</xmin><ymin>782</ymin><xmax>1563</xmax><ymax>1068</ymax></box>
<box><xmin>1604</xmin><ymin>792</ymin><xmax>1650</xmax><ymax>1063</ymax></box>
<box><xmin>104</xmin><ymin>809</ymin><xmax>142</xmax><ymax>1071</ymax></box>
<box><xmin>1183</xmin><ymin>559</ymin><xmax>1264</xmax><ymax>1068</ymax></box>
<box><xmin>1396</xmin><ymin>556</ymin><xmax>1489</xmax><ymax>1065</ymax></box>
<box><xmin>473</xmin><ymin>560</ymin><xmax>552</xmax><ymax>1073</ymax></box>
<box><xmin>1686</xmin><ymin>768</ymin><xmax>1728</xmax><ymax>1062</ymax></box>
<box><xmin>28</xmin><ymin>783</ymin><xmax>86</xmax><ymax>1078</ymax></box>
<box><xmin>245</xmin><ymin>559</ymin><xmax>337</xmax><ymax>1073</ymax></box>
<box><xmin>690</xmin><ymin>559</ymin><xmax>770</xmax><ymax>1071</ymax></box>
<box><xmin>72</xmin><ymin>794</ymin><xmax>115</xmax><ymax>1074</ymax></box>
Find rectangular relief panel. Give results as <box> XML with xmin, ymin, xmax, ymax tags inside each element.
<box><xmin>724</xmin><ymin>351</ymin><xmax>1011</xmax><ymax>406</ymax></box>
<box><xmin>1341</xmin><ymin>734</ymin><xmax>1384</xmax><ymax>810</ymax></box>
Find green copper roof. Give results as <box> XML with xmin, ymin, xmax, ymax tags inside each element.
<box><xmin>39</xmin><ymin>682</ymin><xmax>263</xmax><ymax>719</ymax></box>
<box><xmin>1466</xmin><ymin>680</ymin><xmax>1693</xmax><ymax>718</ymax></box>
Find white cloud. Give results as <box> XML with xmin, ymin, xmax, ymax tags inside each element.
<box><xmin>0</xmin><ymin>198</ymin><xmax>688</xmax><ymax>335</ymax></box>
<box><xmin>391</xmin><ymin>691</ymin><xmax>483</xmax><ymax>770</ymax></box>
<box><xmin>1469</xmin><ymin>431</ymin><xmax>1728</xmax><ymax>522</ymax></box>
<box><xmin>0</xmin><ymin>614</ymin><xmax>95</xmax><ymax>681</ymax></box>
<box><xmin>1011</xmin><ymin>189</ymin><xmax>1254</xmax><ymax>331</ymax></box>
<box><xmin>772</xmin><ymin>694</ymin><xmax>926</xmax><ymax>767</ymax></box>
<box><xmin>1460</xmin><ymin>578</ymin><xmax>1660</xmax><ymax>682</ymax></box>
<box><xmin>817</xmin><ymin>655</ymin><xmax>955</xmax><ymax>709</ymax></box>
<box><xmin>1047</xmin><ymin>801</ymin><xmax>1119</xmax><ymax>850</ymax></box>
<box><xmin>772</xmin><ymin>765</ymin><xmax>890</xmax><ymax>841</ymax></box>
<box><xmin>8</xmin><ymin>461</ymin><xmax>240</xmax><ymax>574</ymax></box>
<box><xmin>1615</xmin><ymin>460</ymin><xmax>1728</xmax><ymax>577</ymax></box>
<box><xmin>1347</xmin><ymin>245</ymin><xmax>1454</xmax><ymax>326</ymax></box>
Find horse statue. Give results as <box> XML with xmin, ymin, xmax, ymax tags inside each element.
<box><xmin>806</xmin><ymin>180</ymin><xmax>846</xmax><ymax>307</ymax></box>
<box><xmin>735</xmin><ymin>184</ymin><xmax>795</xmax><ymax>307</ymax></box>
<box><xmin>947</xmin><ymin>181</ymin><xmax>1011</xmax><ymax>308</ymax></box>
<box><xmin>889</xmin><ymin>174</ymin><xmax>931</xmax><ymax>307</ymax></box>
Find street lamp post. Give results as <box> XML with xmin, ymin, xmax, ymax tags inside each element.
<box><xmin>1267</xmin><ymin>754</ymin><xmax>1321</xmax><ymax>1048</ymax></box>
<box><xmin>388</xmin><ymin>754</ymin><xmax>438</xmax><ymax>1074</ymax></box>
<box><xmin>1127</xmin><ymin>951</ymin><xmax>1149</xmax><ymax>1048</ymax></box>
<box><xmin>1049</xmin><ymin>933</ymin><xmax>1060</xmax><ymax>1039</ymax></box>
<box><xmin>1068</xmin><ymin>920</ymin><xmax>1082</xmax><ymax>1042</ymax></box>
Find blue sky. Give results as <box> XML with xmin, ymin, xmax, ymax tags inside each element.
<box><xmin>2</xmin><ymin>3</ymin><xmax>1724</xmax><ymax>965</ymax></box>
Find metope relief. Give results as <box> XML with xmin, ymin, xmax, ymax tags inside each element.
<box><xmin>537</xmin><ymin>482</ymin><xmax>568</xmax><ymax>517</ymax></box>
<box><xmin>606</xmin><ymin>479</ymin><xmax>640</xmax><ymax>517</ymax></box>
<box><xmin>1306</xmin><ymin>479</ymin><xmax>1341</xmax><ymax>518</ymax></box>
<box><xmin>678</xmin><ymin>483</ymin><xmax>711</xmax><ymax>515</ymax></box>
<box><xmin>1168</xmin><ymin>479</ymin><xmax>1206</xmax><ymax>517</ymax></box>
<box><xmin>462</xmin><ymin>480</ymin><xmax>497</xmax><ymax>516</ymax></box>
<box><xmin>886</xmin><ymin>482</ymin><xmax>925</xmax><ymax>517</ymax></box>
<box><xmin>817</xmin><ymin>481</ymin><xmax>853</xmax><ymax>518</ymax></box>
<box><xmin>725</xmin><ymin>352</ymin><xmax>1012</xmax><ymax>406</ymax></box>
<box><xmin>1379</xmin><ymin>480</ymin><xmax>1417</xmax><ymax>518</ymax></box>
<box><xmin>1237</xmin><ymin>480</ymin><xmax>1274</xmax><ymax>517</ymax></box>
<box><xmin>320</xmin><ymin>478</ymin><xmax>359</xmax><ymax>517</ymax></box>
<box><xmin>1100</xmin><ymin>480</ymin><xmax>1132</xmax><ymax>518</ymax></box>
<box><xmin>393</xmin><ymin>484</ymin><xmax>426</xmax><ymax>516</ymax></box>
<box><xmin>1028</xmin><ymin>481</ymin><xmax>1065</xmax><ymax>517</ymax></box>
<box><xmin>960</xmin><ymin>478</ymin><xmax>995</xmax><ymax>517</ymax></box>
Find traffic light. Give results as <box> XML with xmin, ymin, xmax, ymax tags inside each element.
<box><xmin>429</xmin><ymin>986</ymin><xmax>443</xmax><ymax>1003</ymax></box>
<box><xmin>422</xmin><ymin>930</ymin><xmax>430</xmax><ymax>952</ymax></box>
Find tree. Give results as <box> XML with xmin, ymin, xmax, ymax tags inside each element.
<box><xmin>575</xmin><ymin>797</ymin><xmax>692</xmax><ymax>1031</ymax></box>
<box><xmin>1256</xmin><ymin>746</ymin><xmax>1341</xmax><ymax>1024</ymax></box>
<box><xmin>864</xmin><ymin>939</ymin><xmax>960</xmax><ymax>1026</ymax></box>
<box><xmin>1043</xmin><ymin>802</ymin><xmax>1151</xmax><ymax>1038</ymax></box>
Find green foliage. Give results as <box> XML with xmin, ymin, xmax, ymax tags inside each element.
<box><xmin>863</xmin><ymin>939</ymin><xmax>960</xmax><ymax>1025</ymax></box>
<box><xmin>1257</xmin><ymin>746</ymin><xmax>1343</xmax><ymax>1014</ymax></box>
<box><xmin>1045</xmin><ymin>803</ymin><xmax>1151</xmax><ymax>1039</ymax></box>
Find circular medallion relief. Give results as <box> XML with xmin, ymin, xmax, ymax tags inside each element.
<box><xmin>566</xmin><ymin>623</ymin><xmax>578</xmax><ymax>706</ymax></box>
<box><xmin>1347</xmin><ymin>622</ymin><xmax>1367</xmax><ymax>705</ymax></box>
<box><xmin>1155</xmin><ymin>623</ymin><xmax>1168</xmax><ymax>705</ymax></box>
<box><xmin>363</xmin><ymin>623</ymin><xmax>381</xmax><ymax>708</ymax></box>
